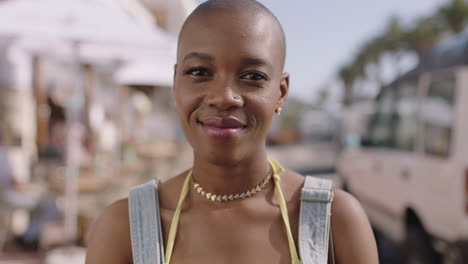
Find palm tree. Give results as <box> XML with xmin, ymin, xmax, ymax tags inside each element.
<box><xmin>338</xmin><ymin>65</ymin><xmax>357</xmax><ymax>106</ymax></box>
<box><xmin>382</xmin><ymin>16</ymin><xmax>407</xmax><ymax>77</ymax></box>
<box><xmin>362</xmin><ymin>17</ymin><xmax>405</xmax><ymax>84</ymax></box>
<box><xmin>338</xmin><ymin>16</ymin><xmax>405</xmax><ymax>105</ymax></box>
<box><xmin>437</xmin><ymin>0</ymin><xmax>468</xmax><ymax>34</ymax></box>
<box><xmin>364</xmin><ymin>37</ymin><xmax>388</xmax><ymax>84</ymax></box>
<box><xmin>403</xmin><ymin>16</ymin><xmax>443</xmax><ymax>57</ymax></box>
<box><xmin>335</xmin><ymin>1</ymin><xmax>467</xmax><ymax>106</ymax></box>
<box><xmin>383</xmin><ymin>16</ymin><xmax>405</xmax><ymax>52</ymax></box>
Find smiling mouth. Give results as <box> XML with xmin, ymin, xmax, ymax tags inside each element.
<box><xmin>197</xmin><ymin>116</ymin><xmax>247</xmax><ymax>138</ymax></box>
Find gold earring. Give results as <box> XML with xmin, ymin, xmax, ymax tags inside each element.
<box><xmin>276</xmin><ymin>107</ymin><xmax>282</xmax><ymax>116</ymax></box>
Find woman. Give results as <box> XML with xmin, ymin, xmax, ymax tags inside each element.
<box><xmin>85</xmin><ymin>0</ymin><xmax>379</xmax><ymax>263</ymax></box>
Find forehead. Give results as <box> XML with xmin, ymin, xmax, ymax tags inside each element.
<box><xmin>177</xmin><ymin>11</ymin><xmax>284</xmax><ymax>69</ymax></box>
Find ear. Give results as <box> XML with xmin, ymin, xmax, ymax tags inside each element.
<box><xmin>278</xmin><ymin>72</ymin><xmax>289</xmax><ymax>108</ymax></box>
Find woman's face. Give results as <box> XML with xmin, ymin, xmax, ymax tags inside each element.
<box><xmin>174</xmin><ymin>11</ymin><xmax>288</xmax><ymax>164</ymax></box>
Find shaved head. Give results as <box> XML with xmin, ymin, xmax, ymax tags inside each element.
<box><xmin>178</xmin><ymin>0</ymin><xmax>286</xmax><ymax>69</ymax></box>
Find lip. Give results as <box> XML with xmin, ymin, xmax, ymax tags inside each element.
<box><xmin>198</xmin><ymin>116</ymin><xmax>247</xmax><ymax>138</ymax></box>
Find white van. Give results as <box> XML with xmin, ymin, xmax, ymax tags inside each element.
<box><xmin>337</xmin><ymin>33</ymin><xmax>468</xmax><ymax>264</ymax></box>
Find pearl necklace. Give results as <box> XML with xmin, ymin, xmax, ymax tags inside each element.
<box><xmin>192</xmin><ymin>170</ymin><xmax>272</xmax><ymax>202</ymax></box>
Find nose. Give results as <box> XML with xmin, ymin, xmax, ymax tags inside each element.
<box><xmin>204</xmin><ymin>79</ymin><xmax>243</xmax><ymax>111</ymax></box>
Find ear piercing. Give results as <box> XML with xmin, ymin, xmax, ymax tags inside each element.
<box><xmin>275</xmin><ymin>107</ymin><xmax>282</xmax><ymax>116</ymax></box>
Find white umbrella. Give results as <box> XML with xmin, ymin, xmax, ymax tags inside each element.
<box><xmin>0</xmin><ymin>0</ymin><xmax>176</xmax><ymax>62</ymax></box>
<box><xmin>13</xmin><ymin>35</ymin><xmax>176</xmax><ymax>64</ymax></box>
<box><xmin>115</xmin><ymin>59</ymin><xmax>174</xmax><ymax>87</ymax></box>
<box><xmin>0</xmin><ymin>0</ymin><xmax>169</xmax><ymax>47</ymax></box>
<box><xmin>79</xmin><ymin>42</ymin><xmax>175</xmax><ymax>64</ymax></box>
<box><xmin>0</xmin><ymin>0</ymin><xmax>175</xmax><ymax>243</ymax></box>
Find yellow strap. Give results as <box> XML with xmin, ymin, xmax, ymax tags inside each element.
<box><xmin>164</xmin><ymin>158</ymin><xmax>301</xmax><ymax>264</ymax></box>
<box><xmin>164</xmin><ymin>170</ymin><xmax>192</xmax><ymax>264</ymax></box>
<box><xmin>269</xmin><ymin>158</ymin><xmax>302</xmax><ymax>264</ymax></box>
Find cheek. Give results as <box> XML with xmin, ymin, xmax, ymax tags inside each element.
<box><xmin>174</xmin><ymin>89</ymin><xmax>197</xmax><ymax>144</ymax></box>
<box><xmin>174</xmin><ymin>86</ymin><xmax>200</xmax><ymax>121</ymax></box>
<box><xmin>254</xmin><ymin>89</ymin><xmax>279</xmax><ymax>114</ymax></box>
<box><xmin>246</xmin><ymin>93</ymin><xmax>278</xmax><ymax>129</ymax></box>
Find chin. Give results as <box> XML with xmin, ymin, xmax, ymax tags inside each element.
<box><xmin>194</xmin><ymin>145</ymin><xmax>247</xmax><ymax>167</ymax></box>
<box><xmin>195</xmin><ymin>139</ymin><xmax>267</xmax><ymax>167</ymax></box>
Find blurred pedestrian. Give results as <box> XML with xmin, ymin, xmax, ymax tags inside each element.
<box><xmin>0</xmin><ymin>133</ymin><xmax>60</xmax><ymax>250</ymax></box>
<box><xmin>86</xmin><ymin>1</ymin><xmax>379</xmax><ymax>263</ymax></box>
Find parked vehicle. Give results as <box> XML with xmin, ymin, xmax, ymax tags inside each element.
<box><xmin>337</xmin><ymin>32</ymin><xmax>468</xmax><ymax>263</ymax></box>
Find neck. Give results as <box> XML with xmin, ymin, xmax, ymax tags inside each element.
<box><xmin>190</xmin><ymin>149</ymin><xmax>271</xmax><ymax>196</ymax></box>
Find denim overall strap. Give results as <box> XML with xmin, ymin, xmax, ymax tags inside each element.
<box><xmin>299</xmin><ymin>176</ymin><xmax>333</xmax><ymax>264</ymax></box>
<box><xmin>129</xmin><ymin>179</ymin><xmax>164</xmax><ymax>264</ymax></box>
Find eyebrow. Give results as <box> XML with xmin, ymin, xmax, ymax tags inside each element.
<box><xmin>240</xmin><ymin>57</ymin><xmax>273</xmax><ymax>71</ymax></box>
<box><xmin>183</xmin><ymin>52</ymin><xmax>214</xmax><ymax>62</ymax></box>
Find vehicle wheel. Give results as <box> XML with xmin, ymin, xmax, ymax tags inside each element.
<box><xmin>403</xmin><ymin>225</ymin><xmax>441</xmax><ymax>264</ymax></box>
<box><xmin>374</xmin><ymin>229</ymin><xmax>402</xmax><ymax>264</ymax></box>
<box><xmin>340</xmin><ymin>180</ymin><xmax>349</xmax><ymax>192</ymax></box>
<box><xmin>442</xmin><ymin>244</ymin><xmax>463</xmax><ymax>264</ymax></box>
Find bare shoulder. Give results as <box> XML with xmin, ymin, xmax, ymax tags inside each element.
<box><xmin>85</xmin><ymin>199</ymin><xmax>132</xmax><ymax>264</ymax></box>
<box><xmin>331</xmin><ymin>189</ymin><xmax>367</xmax><ymax>220</ymax></box>
<box><xmin>330</xmin><ymin>189</ymin><xmax>379</xmax><ymax>264</ymax></box>
<box><xmin>158</xmin><ymin>170</ymin><xmax>190</xmax><ymax>209</ymax></box>
<box><xmin>281</xmin><ymin>170</ymin><xmax>305</xmax><ymax>194</ymax></box>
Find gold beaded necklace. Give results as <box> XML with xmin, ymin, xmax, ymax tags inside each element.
<box><xmin>165</xmin><ymin>158</ymin><xmax>300</xmax><ymax>264</ymax></box>
<box><xmin>191</xmin><ymin>169</ymin><xmax>272</xmax><ymax>202</ymax></box>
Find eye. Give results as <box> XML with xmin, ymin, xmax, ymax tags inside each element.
<box><xmin>184</xmin><ymin>67</ymin><xmax>212</xmax><ymax>78</ymax></box>
<box><xmin>240</xmin><ymin>71</ymin><xmax>269</xmax><ymax>81</ymax></box>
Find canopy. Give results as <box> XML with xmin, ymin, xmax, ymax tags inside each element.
<box><xmin>115</xmin><ymin>59</ymin><xmax>174</xmax><ymax>87</ymax></box>
<box><xmin>0</xmin><ymin>0</ymin><xmax>176</xmax><ymax>62</ymax></box>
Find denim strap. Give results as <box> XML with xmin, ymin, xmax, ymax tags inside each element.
<box><xmin>299</xmin><ymin>176</ymin><xmax>333</xmax><ymax>264</ymax></box>
<box><xmin>129</xmin><ymin>179</ymin><xmax>164</xmax><ymax>264</ymax></box>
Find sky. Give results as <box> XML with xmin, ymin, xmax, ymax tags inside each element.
<box><xmin>245</xmin><ymin>0</ymin><xmax>449</xmax><ymax>101</ymax></box>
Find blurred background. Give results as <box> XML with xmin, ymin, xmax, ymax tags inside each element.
<box><xmin>0</xmin><ymin>0</ymin><xmax>467</xmax><ymax>263</ymax></box>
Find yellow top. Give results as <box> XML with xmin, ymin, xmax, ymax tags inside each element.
<box><xmin>164</xmin><ymin>157</ymin><xmax>301</xmax><ymax>264</ymax></box>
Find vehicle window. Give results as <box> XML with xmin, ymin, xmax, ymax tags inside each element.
<box><xmin>367</xmin><ymin>88</ymin><xmax>396</xmax><ymax>148</ymax></box>
<box><xmin>393</xmin><ymin>81</ymin><xmax>418</xmax><ymax>151</ymax></box>
<box><xmin>422</xmin><ymin>77</ymin><xmax>455</xmax><ymax>157</ymax></box>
